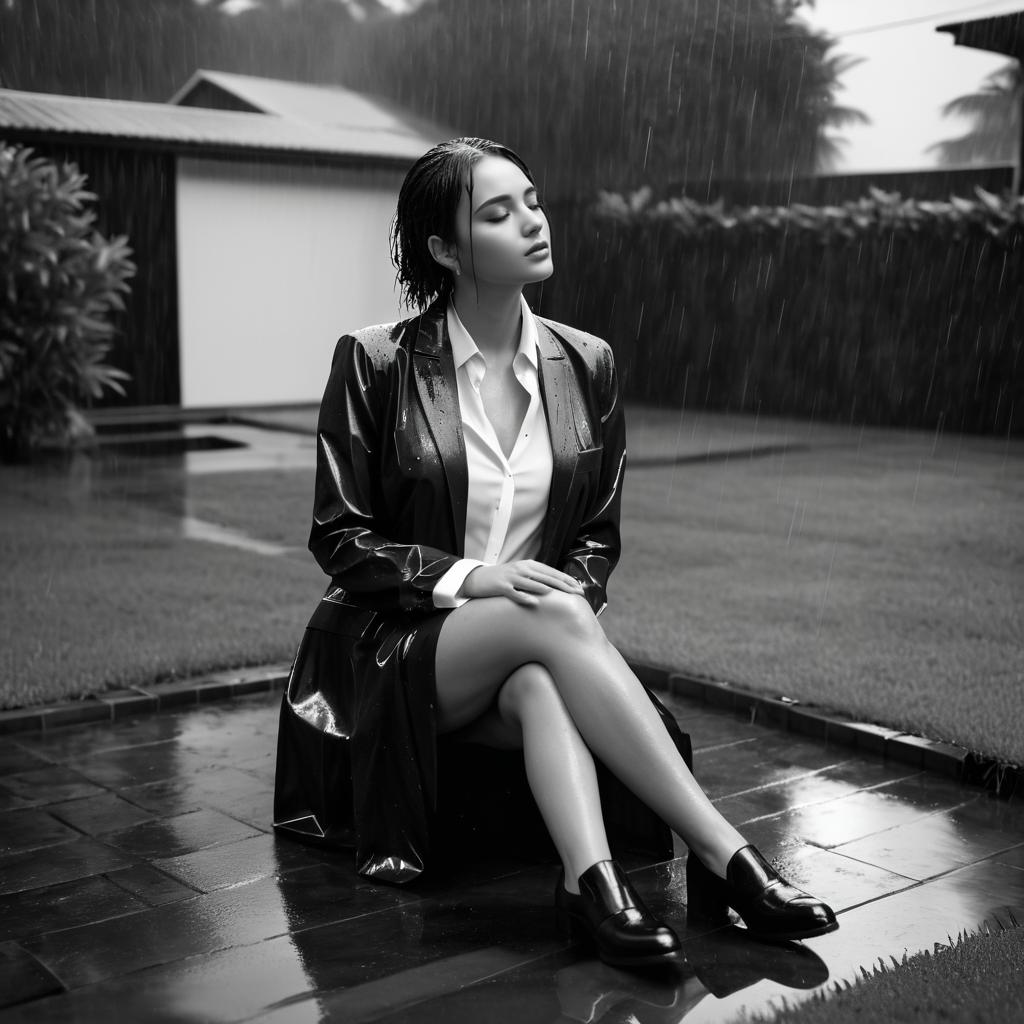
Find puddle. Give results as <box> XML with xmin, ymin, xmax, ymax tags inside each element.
<box><xmin>6</xmin><ymin>421</ymin><xmax>317</xmax><ymax>558</ymax></box>
<box><xmin>181</xmin><ymin>516</ymin><xmax>296</xmax><ymax>557</ymax></box>
<box><xmin>96</xmin><ymin>434</ymin><xmax>247</xmax><ymax>458</ymax></box>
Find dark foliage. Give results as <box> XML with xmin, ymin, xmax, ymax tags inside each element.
<box><xmin>539</xmin><ymin>189</ymin><xmax>1023</xmax><ymax>436</ymax></box>
<box><xmin>0</xmin><ymin>143</ymin><xmax>135</xmax><ymax>459</ymax></box>
<box><xmin>0</xmin><ymin>1</ymin><xmax>854</xmax><ymax>197</ymax></box>
<box><xmin>347</xmin><ymin>0</ymin><xmax>852</xmax><ymax>196</ymax></box>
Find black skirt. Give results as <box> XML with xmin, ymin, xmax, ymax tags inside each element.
<box><xmin>274</xmin><ymin>600</ymin><xmax>693</xmax><ymax>884</ymax></box>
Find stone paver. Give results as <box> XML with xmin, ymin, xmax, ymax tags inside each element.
<box><xmin>0</xmin><ymin>689</ymin><xmax>1021</xmax><ymax>1022</ymax></box>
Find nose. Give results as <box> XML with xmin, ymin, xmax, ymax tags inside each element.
<box><xmin>523</xmin><ymin>205</ymin><xmax>545</xmax><ymax>235</ymax></box>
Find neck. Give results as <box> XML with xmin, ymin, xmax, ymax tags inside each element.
<box><xmin>451</xmin><ymin>283</ymin><xmax>524</xmax><ymax>360</ymax></box>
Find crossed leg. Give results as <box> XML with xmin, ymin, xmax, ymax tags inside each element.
<box><xmin>434</xmin><ymin>589</ymin><xmax>746</xmax><ymax>889</ymax></box>
<box><xmin>449</xmin><ymin>661</ymin><xmax>614</xmax><ymax>890</ymax></box>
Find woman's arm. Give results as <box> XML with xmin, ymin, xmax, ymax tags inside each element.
<box><xmin>309</xmin><ymin>333</ymin><xmax>462</xmax><ymax>612</ymax></box>
<box><xmin>559</xmin><ymin>346</ymin><xmax>626</xmax><ymax>617</ymax></box>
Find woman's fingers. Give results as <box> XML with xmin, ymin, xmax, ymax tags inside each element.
<box><xmin>464</xmin><ymin>562</ymin><xmax>584</xmax><ymax>603</ymax></box>
<box><xmin>504</xmin><ymin>582</ymin><xmax>539</xmax><ymax>606</ymax></box>
<box><xmin>521</xmin><ymin>563</ymin><xmax>585</xmax><ymax>593</ymax></box>
<box><xmin>547</xmin><ymin>575</ymin><xmax>587</xmax><ymax>594</ymax></box>
<box><xmin>511</xmin><ymin>571</ymin><xmax>584</xmax><ymax>596</ymax></box>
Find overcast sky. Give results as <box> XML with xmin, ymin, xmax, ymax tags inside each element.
<box><xmin>798</xmin><ymin>0</ymin><xmax>1021</xmax><ymax>171</ymax></box>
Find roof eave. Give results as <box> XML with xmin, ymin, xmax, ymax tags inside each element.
<box><xmin>937</xmin><ymin>13</ymin><xmax>1024</xmax><ymax>59</ymax></box>
<box><xmin>0</xmin><ymin>126</ymin><xmax>416</xmax><ymax>169</ymax></box>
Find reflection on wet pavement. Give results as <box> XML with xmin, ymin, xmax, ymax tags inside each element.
<box><xmin>3</xmin><ymin>422</ymin><xmax>316</xmax><ymax>559</ymax></box>
<box><xmin>1</xmin><ymin>690</ymin><xmax>1022</xmax><ymax>1022</ymax></box>
<box><xmin>181</xmin><ymin>516</ymin><xmax>295</xmax><ymax>556</ymax></box>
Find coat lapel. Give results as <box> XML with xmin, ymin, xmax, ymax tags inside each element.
<box><xmin>409</xmin><ymin>306</ymin><xmax>582</xmax><ymax>565</ymax></box>
<box><xmin>411</xmin><ymin>302</ymin><xmax>468</xmax><ymax>553</ymax></box>
<box><xmin>536</xmin><ymin>320</ymin><xmax>579</xmax><ymax>562</ymax></box>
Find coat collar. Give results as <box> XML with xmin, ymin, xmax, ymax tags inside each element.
<box><xmin>410</xmin><ymin>297</ymin><xmax>577</xmax><ymax>563</ymax></box>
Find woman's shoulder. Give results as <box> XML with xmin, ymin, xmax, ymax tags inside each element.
<box><xmin>536</xmin><ymin>315</ymin><xmax>616</xmax><ymax>386</ymax></box>
<box><xmin>535</xmin><ymin>314</ymin><xmax>609</xmax><ymax>356</ymax></box>
<box><xmin>335</xmin><ymin>311</ymin><xmax>422</xmax><ymax>367</ymax></box>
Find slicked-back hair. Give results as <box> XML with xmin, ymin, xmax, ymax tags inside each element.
<box><xmin>390</xmin><ymin>138</ymin><xmax>538</xmax><ymax>311</ymax></box>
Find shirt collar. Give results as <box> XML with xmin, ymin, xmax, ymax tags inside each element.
<box><xmin>447</xmin><ymin>295</ymin><xmax>539</xmax><ymax>371</ymax></box>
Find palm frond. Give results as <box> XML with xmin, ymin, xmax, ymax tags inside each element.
<box><xmin>822</xmin><ymin>104</ymin><xmax>871</xmax><ymax>130</ymax></box>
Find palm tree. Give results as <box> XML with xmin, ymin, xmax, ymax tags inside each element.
<box><xmin>814</xmin><ymin>52</ymin><xmax>871</xmax><ymax>172</ymax></box>
<box><xmin>929</xmin><ymin>59</ymin><xmax>1022</xmax><ymax>167</ymax></box>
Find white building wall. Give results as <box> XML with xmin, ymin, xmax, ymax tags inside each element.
<box><xmin>176</xmin><ymin>157</ymin><xmax>406</xmax><ymax>408</ymax></box>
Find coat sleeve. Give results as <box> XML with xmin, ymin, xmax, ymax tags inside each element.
<box><xmin>559</xmin><ymin>345</ymin><xmax>626</xmax><ymax>617</ymax></box>
<box><xmin>309</xmin><ymin>334</ymin><xmax>462</xmax><ymax>612</ymax></box>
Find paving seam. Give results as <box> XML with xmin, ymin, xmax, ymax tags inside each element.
<box><xmin>732</xmin><ymin>769</ymin><xmax>927</xmax><ymax>824</ymax></box>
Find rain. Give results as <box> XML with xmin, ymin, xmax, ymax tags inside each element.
<box><xmin>1</xmin><ymin>2</ymin><xmax>1023</xmax><ymax>1021</ymax></box>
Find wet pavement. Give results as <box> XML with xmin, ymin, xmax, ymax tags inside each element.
<box><xmin>2</xmin><ymin>688</ymin><xmax>1022</xmax><ymax>1023</ymax></box>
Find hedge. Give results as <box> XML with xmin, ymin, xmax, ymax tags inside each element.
<box><xmin>539</xmin><ymin>188</ymin><xmax>1022</xmax><ymax>436</ymax></box>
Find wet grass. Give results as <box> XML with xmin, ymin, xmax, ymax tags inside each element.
<box><xmin>751</xmin><ymin>918</ymin><xmax>1024</xmax><ymax>1024</ymax></box>
<box><xmin>1</xmin><ymin>407</ymin><xmax>1022</xmax><ymax>766</ymax></box>
<box><xmin>606</xmin><ymin>410</ymin><xmax>1024</xmax><ymax>765</ymax></box>
<box><xmin>0</xmin><ymin>461</ymin><xmax>320</xmax><ymax>708</ymax></box>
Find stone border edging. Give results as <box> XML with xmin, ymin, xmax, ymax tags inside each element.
<box><xmin>0</xmin><ymin>665</ymin><xmax>290</xmax><ymax>735</ymax></box>
<box><xmin>628</xmin><ymin>660</ymin><xmax>1022</xmax><ymax>801</ymax></box>
<box><xmin>1</xmin><ymin>658</ymin><xmax>1019</xmax><ymax>800</ymax></box>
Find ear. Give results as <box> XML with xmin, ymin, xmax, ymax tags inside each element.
<box><xmin>427</xmin><ymin>234</ymin><xmax>461</xmax><ymax>277</ymax></box>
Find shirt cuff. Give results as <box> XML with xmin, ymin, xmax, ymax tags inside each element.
<box><xmin>433</xmin><ymin>559</ymin><xmax>487</xmax><ymax>609</ymax></box>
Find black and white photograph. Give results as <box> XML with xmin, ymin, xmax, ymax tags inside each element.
<box><xmin>1</xmin><ymin>1</ymin><xmax>1022</xmax><ymax>1021</ymax></box>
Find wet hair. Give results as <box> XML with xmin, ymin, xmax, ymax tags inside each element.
<box><xmin>390</xmin><ymin>137</ymin><xmax>538</xmax><ymax>310</ymax></box>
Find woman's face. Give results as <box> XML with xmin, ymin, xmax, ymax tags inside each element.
<box><xmin>450</xmin><ymin>155</ymin><xmax>553</xmax><ymax>288</ymax></box>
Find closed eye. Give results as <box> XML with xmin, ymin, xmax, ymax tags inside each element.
<box><xmin>484</xmin><ymin>201</ymin><xmax>544</xmax><ymax>224</ymax></box>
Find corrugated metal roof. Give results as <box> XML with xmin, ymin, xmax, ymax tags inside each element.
<box><xmin>0</xmin><ymin>88</ymin><xmax>443</xmax><ymax>162</ymax></box>
<box><xmin>171</xmin><ymin>69</ymin><xmax>457</xmax><ymax>141</ymax></box>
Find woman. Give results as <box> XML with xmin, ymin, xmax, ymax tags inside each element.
<box><xmin>274</xmin><ymin>138</ymin><xmax>838</xmax><ymax>968</ymax></box>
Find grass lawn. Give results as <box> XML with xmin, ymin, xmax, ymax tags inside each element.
<box><xmin>2</xmin><ymin>407</ymin><xmax>1022</xmax><ymax>765</ymax></box>
<box><xmin>0</xmin><ymin>460</ymin><xmax>321</xmax><ymax>708</ymax></box>
<box><xmin>605</xmin><ymin>410</ymin><xmax>1024</xmax><ymax>766</ymax></box>
<box><xmin>754</xmin><ymin>919</ymin><xmax>1024</xmax><ymax>1024</ymax></box>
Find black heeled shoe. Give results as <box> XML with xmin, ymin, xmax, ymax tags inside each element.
<box><xmin>687</xmin><ymin>845</ymin><xmax>838</xmax><ymax>941</ymax></box>
<box><xmin>555</xmin><ymin>860</ymin><xmax>681</xmax><ymax>968</ymax></box>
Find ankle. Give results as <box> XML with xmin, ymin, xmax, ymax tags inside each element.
<box><xmin>563</xmin><ymin>850</ymin><xmax>613</xmax><ymax>896</ymax></box>
<box><xmin>690</xmin><ymin>839</ymin><xmax>748</xmax><ymax>879</ymax></box>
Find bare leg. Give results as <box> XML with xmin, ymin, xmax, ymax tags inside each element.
<box><xmin>452</xmin><ymin>662</ymin><xmax>612</xmax><ymax>893</ymax></box>
<box><xmin>435</xmin><ymin>590</ymin><xmax>746</xmax><ymax>877</ymax></box>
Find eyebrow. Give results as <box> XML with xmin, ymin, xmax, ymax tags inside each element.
<box><xmin>473</xmin><ymin>186</ymin><xmax>538</xmax><ymax>215</ymax></box>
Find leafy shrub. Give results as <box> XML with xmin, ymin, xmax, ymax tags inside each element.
<box><xmin>0</xmin><ymin>142</ymin><xmax>135</xmax><ymax>461</ymax></box>
<box><xmin>595</xmin><ymin>185</ymin><xmax>1024</xmax><ymax>244</ymax></box>
<box><xmin>540</xmin><ymin>188</ymin><xmax>1022</xmax><ymax>435</ymax></box>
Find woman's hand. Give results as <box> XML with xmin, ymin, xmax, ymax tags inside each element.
<box><xmin>459</xmin><ymin>560</ymin><xmax>586</xmax><ymax>607</ymax></box>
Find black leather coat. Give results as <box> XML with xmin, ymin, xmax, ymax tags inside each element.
<box><xmin>273</xmin><ymin>300</ymin><xmax>691</xmax><ymax>883</ymax></box>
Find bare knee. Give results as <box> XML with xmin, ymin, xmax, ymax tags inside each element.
<box><xmin>533</xmin><ymin>589</ymin><xmax>603</xmax><ymax>643</ymax></box>
<box><xmin>498</xmin><ymin>662</ymin><xmax>564</xmax><ymax>726</ymax></box>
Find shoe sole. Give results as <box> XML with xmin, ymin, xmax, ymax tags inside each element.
<box><xmin>557</xmin><ymin>910</ymin><xmax>681</xmax><ymax>966</ymax></box>
<box><xmin>687</xmin><ymin>901</ymin><xmax>840</xmax><ymax>943</ymax></box>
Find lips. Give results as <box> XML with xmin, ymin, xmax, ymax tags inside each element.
<box><xmin>525</xmin><ymin>241</ymin><xmax>550</xmax><ymax>256</ymax></box>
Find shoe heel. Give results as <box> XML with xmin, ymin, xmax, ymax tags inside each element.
<box><xmin>686</xmin><ymin>852</ymin><xmax>732</xmax><ymax>922</ymax></box>
<box><xmin>555</xmin><ymin>906</ymin><xmax>578</xmax><ymax>941</ymax></box>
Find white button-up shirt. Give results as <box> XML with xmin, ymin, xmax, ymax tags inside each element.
<box><xmin>432</xmin><ymin>296</ymin><xmax>553</xmax><ymax>608</ymax></box>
